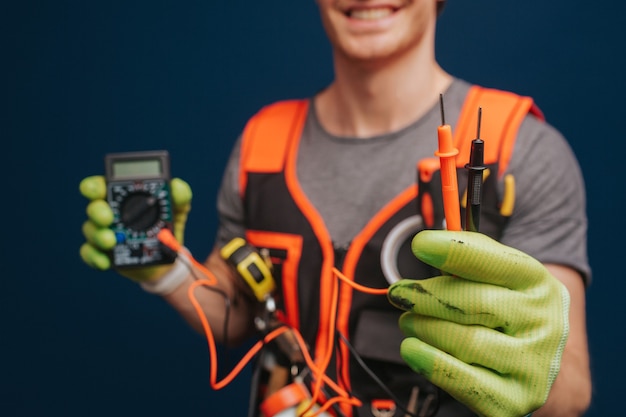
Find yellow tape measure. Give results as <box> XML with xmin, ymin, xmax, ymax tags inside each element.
<box><xmin>220</xmin><ymin>237</ymin><xmax>276</xmax><ymax>302</ymax></box>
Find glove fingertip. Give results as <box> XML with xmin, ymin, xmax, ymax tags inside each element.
<box><xmin>400</xmin><ymin>337</ymin><xmax>435</xmax><ymax>378</ymax></box>
<box><xmin>171</xmin><ymin>177</ymin><xmax>193</xmax><ymax>206</ymax></box>
<box><xmin>397</xmin><ymin>311</ymin><xmax>417</xmax><ymax>336</ymax></box>
<box><xmin>80</xmin><ymin>243</ymin><xmax>111</xmax><ymax>271</ymax></box>
<box><xmin>79</xmin><ymin>175</ymin><xmax>106</xmax><ymax>200</ymax></box>
<box><xmin>387</xmin><ymin>279</ymin><xmax>420</xmax><ymax>311</ymax></box>
<box><xmin>411</xmin><ymin>230</ymin><xmax>450</xmax><ymax>267</ymax></box>
<box><xmin>86</xmin><ymin>200</ymin><xmax>114</xmax><ymax>227</ymax></box>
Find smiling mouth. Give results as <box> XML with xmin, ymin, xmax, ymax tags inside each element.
<box><xmin>347</xmin><ymin>7</ymin><xmax>396</xmax><ymax>20</ymax></box>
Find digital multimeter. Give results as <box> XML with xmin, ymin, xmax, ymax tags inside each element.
<box><xmin>105</xmin><ymin>150</ymin><xmax>176</xmax><ymax>268</ymax></box>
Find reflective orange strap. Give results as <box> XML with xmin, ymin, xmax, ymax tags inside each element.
<box><xmin>238</xmin><ymin>98</ymin><xmax>338</xmax><ymax>383</ymax></box>
<box><xmin>239</xmin><ymin>99</ymin><xmax>309</xmax><ymax>197</ymax></box>
<box><xmin>454</xmin><ymin>86</ymin><xmax>538</xmax><ymax>178</ymax></box>
<box><xmin>246</xmin><ymin>230</ymin><xmax>304</xmax><ymax>329</ymax></box>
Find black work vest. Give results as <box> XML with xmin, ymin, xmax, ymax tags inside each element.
<box><xmin>239</xmin><ymin>86</ymin><xmax>542</xmax><ymax>416</ymax></box>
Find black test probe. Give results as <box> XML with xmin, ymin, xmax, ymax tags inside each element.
<box><xmin>465</xmin><ymin>108</ymin><xmax>486</xmax><ymax>232</ymax></box>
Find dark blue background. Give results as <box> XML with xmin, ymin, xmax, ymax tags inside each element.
<box><xmin>3</xmin><ymin>1</ymin><xmax>622</xmax><ymax>416</ymax></box>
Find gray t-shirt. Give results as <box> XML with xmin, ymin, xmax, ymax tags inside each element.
<box><xmin>215</xmin><ymin>78</ymin><xmax>591</xmax><ymax>283</ymax></box>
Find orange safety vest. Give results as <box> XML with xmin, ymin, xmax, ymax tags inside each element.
<box><xmin>239</xmin><ymin>86</ymin><xmax>543</xmax><ymax>416</ymax></box>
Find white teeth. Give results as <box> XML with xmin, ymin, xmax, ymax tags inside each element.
<box><xmin>349</xmin><ymin>8</ymin><xmax>393</xmax><ymax>20</ymax></box>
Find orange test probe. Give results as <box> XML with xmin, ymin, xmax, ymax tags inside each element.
<box><xmin>435</xmin><ymin>94</ymin><xmax>462</xmax><ymax>231</ymax></box>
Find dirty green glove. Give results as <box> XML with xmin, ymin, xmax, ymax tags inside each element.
<box><xmin>79</xmin><ymin>175</ymin><xmax>192</xmax><ymax>282</ymax></box>
<box><xmin>387</xmin><ymin>230</ymin><xmax>570</xmax><ymax>417</ymax></box>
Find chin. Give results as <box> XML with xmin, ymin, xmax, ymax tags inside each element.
<box><xmin>336</xmin><ymin>36</ymin><xmax>414</xmax><ymax>64</ymax></box>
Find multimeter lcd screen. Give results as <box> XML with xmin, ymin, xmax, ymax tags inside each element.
<box><xmin>112</xmin><ymin>159</ymin><xmax>162</xmax><ymax>179</ymax></box>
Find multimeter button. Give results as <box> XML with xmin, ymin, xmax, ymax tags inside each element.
<box><xmin>115</xmin><ymin>232</ymin><xmax>126</xmax><ymax>244</ymax></box>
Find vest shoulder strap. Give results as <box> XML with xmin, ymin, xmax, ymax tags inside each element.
<box><xmin>239</xmin><ymin>86</ymin><xmax>543</xmax><ymax>189</ymax></box>
<box><xmin>454</xmin><ymin>85</ymin><xmax>544</xmax><ymax>178</ymax></box>
<box><xmin>239</xmin><ymin>99</ymin><xmax>309</xmax><ymax>195</ymax></box>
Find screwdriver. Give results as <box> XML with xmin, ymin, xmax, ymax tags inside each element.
<box><xmin>435</xmin><ymin>94</ymin><xmax>461</xmax><ymax>231</ymax></box>
<box><xmin>465</xmin><ymin>107</ymin><xmax>486</xmax><ymax>232</ymax></box>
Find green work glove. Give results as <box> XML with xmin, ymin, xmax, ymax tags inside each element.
<box><xmin>79</xmin><ymin>175</ymin><xmax>192</xmax><ymax>282</ymax></box>
<box><xmin>387</xmin><ymin>230</ymin><xmax>570</xmax><ymax>417</ymax></box>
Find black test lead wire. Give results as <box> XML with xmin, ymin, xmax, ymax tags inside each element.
<box><xmin>465</xmin><ymin>107</ymin><xmax>486</xmax><ymax>232</ymax></box>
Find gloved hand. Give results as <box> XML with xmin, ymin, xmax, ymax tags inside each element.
<box><xmin>79</xmin><ymin>175</ymin><xmax>192</xmax><ymax>282</ymax></box>
<box><xmin>387</xmin><ymin>230</ymin><xmax>570</xmax><ymax>417</ymax></box>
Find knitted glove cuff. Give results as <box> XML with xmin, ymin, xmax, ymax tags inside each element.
<box><xmin>139</xmin><ymin>249</ymin><xmax>190</xmax><ymax>295</ymax></box>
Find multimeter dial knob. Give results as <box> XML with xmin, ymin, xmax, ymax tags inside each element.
<box><xmin>108</xmin><ymin>181</ymin><xmax>172</xmax><ymax>238</ymax></box>
<box><xmin>120</xmin><ymin>192</ymin><xmax>160</xmax><ymax>231</ymax></box>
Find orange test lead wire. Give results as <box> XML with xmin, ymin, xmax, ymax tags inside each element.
<box><xmin>435</xmin><ymin>94</ymin><xmax>462</xmax><ymax>231</ymax></box>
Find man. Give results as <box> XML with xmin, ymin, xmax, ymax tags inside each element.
<box><xmin>80</xmin><ymin>1</ymin><xmax>591</xmax><ymax>416</ymax></box>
